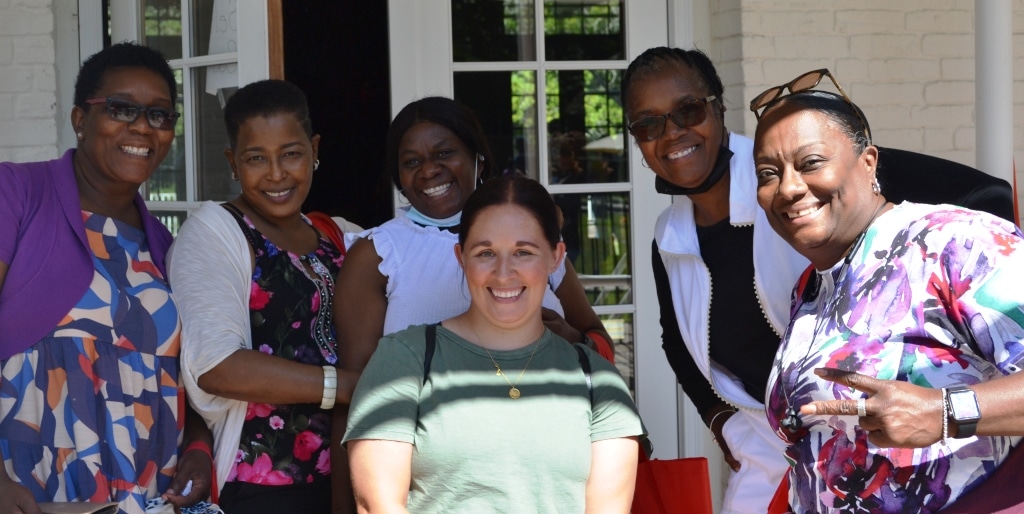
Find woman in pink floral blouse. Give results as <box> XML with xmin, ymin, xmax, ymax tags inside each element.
<box><xmin>752</xmin><ymin>81</ymin><xmax>1024</xmax><ymax>513</ymax></box>
<box><xmin>169</xmin><ymin>80</ymin><xmax>355</xmax><ymax>513</ymax></box>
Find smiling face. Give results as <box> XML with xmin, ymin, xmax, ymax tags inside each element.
<box><xmin>625</xmin><ymin>63</ymin><xmax>725</xmax><ymax>189</ymax></box>
<box><xmin>456</xmin><ymin>204</ymin><xmax>565</xmax><ymax>332</ymax></box>
<box><xmin>226</xmin><ymin>112</ymin><xmax>320</xmax><ymax>228</ymax></box>
<box><xmin>72</xmin><ymin>66</ymin><xmax>176</xmax><ymax>188</ymax></box>
<box><xmin>398</xmin><ymin>121</ymin><xmax>478</xmax><ymax>219</ymax></box>
<box><xmin>754</xmin><ymin>102</ymin><xmax>880</xmax><ymax>269</ymax></box>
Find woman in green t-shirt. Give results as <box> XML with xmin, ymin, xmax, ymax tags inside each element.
<box><xmin>343</xmin><ymin>175</ymin><xmax>645</xmax><ymax>513</ymax></box>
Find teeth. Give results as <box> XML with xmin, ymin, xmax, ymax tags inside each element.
<box><xmin>121</xmin><ymin>145</ymin><xmax>150</xmax><ymax>156</ymax></box>
<box><xmin>266</xmin><ymin>190</ymin><xmax>291</xmax><ymax>198</ymax></box>
<box><xmin>666</xmin><ymin>146</ymin><xmax>696</xmax><ymax>160</ymax></box>
<box><xmin>787</xmin><ymin>206</ymin><xmax>819</xmax><ymax>219</ymax></box>
<box><xmin>423</xmin><ymin>182</ymin><xmax>451</xmax><ymax>197</ymax></box>
<box><xmin>492</xmin><ymin>288</ymin><xmax>523</xmax><ymax>299</ymax></box>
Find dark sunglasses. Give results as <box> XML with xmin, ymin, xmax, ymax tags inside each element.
<box><xmin>749</xmin><ymin>68</ymin><xmax>871</xmax><ymax>143</ymax></box>
<box><xmin>627</xmin><ymin>95</ymin><xmax>717</xmax><ymax>142</ymax></box>
<box><xmin>85</xmin><ymin>97</ymin><xmax>180</xmax><ymax>130</ymax></box>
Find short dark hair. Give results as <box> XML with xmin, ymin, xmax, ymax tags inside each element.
<box><xmin>761</xmin><ymin>90</ymin><xmax>872</xmax><ymax>154</ymax></box>
<box><xmin>223</xmin><ymin>79</ymin><xmax>314</xmax><ymax>150</ymax></box>
<box><xmin>459</xmin><ymin>175</ymin><xmax>561</xmax><ymax>250</ymax></box>
<box><xmin>622</xmin><ymin>46</ymin><xmax>725</xmax><ymax>116</ymax></box>
<box><xmin>385</xmin><ymin>97</ymin><xmax>494</xmax><ymax>190</ymax></box>
<box><xmin>74</xmin><ymin>42</ymin><xmax>177</xmax><ymax>108</ymax></box>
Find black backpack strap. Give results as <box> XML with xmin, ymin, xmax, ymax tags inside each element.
<box><xmin>423</xmin><ymin>323</ymin><xmax>437</xmax><ymax>384</ymax></box>
<box><xmin>573</xmin><ymin>343</ymin><xmax>593</xmax><ymax>405</ymax></box>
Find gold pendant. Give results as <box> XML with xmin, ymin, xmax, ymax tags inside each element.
<box><xmin>509</xmin><ymin>387</ymin><xmax>521</xmax><ymax>399</ymax></box>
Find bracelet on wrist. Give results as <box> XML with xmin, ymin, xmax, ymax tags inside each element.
<box><xmin>183</xmin><ymin>441</ymin><xmax>213</xmax><ymax>461</ymax></box>
<box><xmin>708</xmin><ymin>408</ymin><xmax>736</xmax><ymax>436</ymax></box>
<box><xmin>940</xmin><ymin>387</ymin><xmax>949</xmax><ymax>446</ymax></box>
<box><xmin>321</xmin><ymin>365</ymin><xmax>338</xmax><ymax>410</ymax></box>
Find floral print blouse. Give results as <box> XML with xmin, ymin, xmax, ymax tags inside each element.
<box><xmin>222</xmin><ymin>205</ymin><xmax>344</xmax><ymax>486</ymax></box>
<box><xmin>767</xmin><ymin>202</ymin><xmax>1024</xmax><ymax>514</ymax></box>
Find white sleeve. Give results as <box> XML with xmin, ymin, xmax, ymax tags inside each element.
<box><xmin>166</xmin><ymin>201</ymin><xmax>252</xmax><ymax>492</ymax></box>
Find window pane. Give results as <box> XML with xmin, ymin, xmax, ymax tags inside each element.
<box><xmin>191</xmin><ymin>0</ymin><xmax>237</xmax><ymax>58</ymax></box>
<box><xmin>544</xmin><ymin>0</ymin><xmax>624</xmax><ymax>61</ymax></box>
<box><xmin>193</xmin><ymin>67</ymin><xmax>237</xmax><ymax>201</ymax></box>
<box><xmin>452</xmin><ymin>0</ymin><xmax>536</xmax><ymax>62</ymax></box>
<box><xmin>602</xmin><ymin>313</ymin><xmax>635</xmax><ymax>395</ymax></box>
<box><xmin>454</xmin><ymin>71</ymin><xmax>540</xmax><ymax>180</ymax></box>
<box><xmin>553</xmin><ymin>192</ymin><xmax>631</xmax><ymax>284</ymax></box>
<box><xmin>150</xmin><ymin>210</ymin><xmax>187</xmax><ymax>237</ymax></box>
<box><xmin>141</xmin><ymin>0</ymin><xmax>182</xmax><ymax>60</ymax></box>
<box><xmin>146</xmin><ymin>69</ymin><xmax>185</xmax><ymax>203</ymax></box>
<box><xmin>547</xmin><ymin>69</ymin><xmax>627</xmax><ymax>184</ymax></box>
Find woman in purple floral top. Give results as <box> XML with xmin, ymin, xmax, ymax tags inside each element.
<box><xmin>751</xmin><ymin>85</ymin><xmax>1024</xmax><ymax>513</ymax></box>
<box><xmin>170</xmin><ymin>80</ymin><xmax>357</xmax><ymax>513</ymax></box>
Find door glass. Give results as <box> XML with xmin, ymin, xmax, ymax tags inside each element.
<box><xmin>552</xmin><ymin>192</ymin><xmax>631</xmax><ymax>283</ymax></box>
<box><xmin>454</xmin><ymin>70</ymin><xmax>540</xmax><ymax>180</ymax></box>
<box><xmin>141</xmin><ymin>0</ymin><xmax>183</xmax><ymax>60</ymax></box>
<box><xmin>452</xmin><ymin>0</ymin><xmax>537</xmax><ymax>62</ymax></box>
<box><xmin>602</xmin><ymin>313</ymin><xmax>634</xmax><ymax>394</ymax></box>
<box><xmin>146</xmin><ymin>69</ymin><xmax>185</xmax><ymax>202</ymax></box>
<box><xmin>546</xmin><ymin>68</ymin><xmax>627</xmax><ymax>184</ymax></box>
<box><xmin>150</xmin><ymin>210</ymin><xmax>187</xmax><ymax>237</ymax></box>
<box><xmin>193</xmin><ymin>66</ymin><xmax>237</xmax><ymax>201</ymax></box>
<box><xmin>544</xmin><ymin>0</ymin><xmax>624</xmax><ymax>61</ymax></box>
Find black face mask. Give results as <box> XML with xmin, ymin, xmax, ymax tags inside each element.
<box><xmin>654</xmin><ymin>144</ymin><xmax>733</xmax><ymax>196</ymax></box>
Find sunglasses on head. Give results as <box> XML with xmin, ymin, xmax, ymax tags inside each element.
<box><xmin>749</xmin><ymin>68</ymin><xmax>872</xmax><ymax>143</ymax></box>
<box><xmin>85</xmin><ymin>97</ymin><xmax>180</xmax><ymax>130</ymax></box>
<box><xmin>627</xmin><ymin>95</ymin><xmax>717</xmax><ymax>142</ymax></box>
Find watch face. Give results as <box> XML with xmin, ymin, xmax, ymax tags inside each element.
<box><xmin>949</xmin><ymin>389</ymin><xmax>982</xmax><ymax>421</ymax></box>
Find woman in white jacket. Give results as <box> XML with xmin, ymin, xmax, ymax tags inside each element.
<box><xmin>624</xmin><ymin>47</ymin><xmax>805</xmax><ymax>513</ymax></box>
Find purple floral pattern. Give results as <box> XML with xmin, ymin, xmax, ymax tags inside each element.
<box><xmin>223</xmin><ymin>209</ymin><xmax>343</xmax><ymax>486</ymax></box>
<box><xmin>767</xmin><ymin>203</ymin><xmax>1024</xmax><ymax>513</ymax></box>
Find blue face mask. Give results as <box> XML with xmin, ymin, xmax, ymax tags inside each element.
<box><xmin>405</xmin><ymin>207</ymin><xmax>462</xmax><ymax>228</ymax></box>
<box><xmin>403</xmin><ymin>153</ymin><xmax>481</xmax><ymax>228</ymax></box>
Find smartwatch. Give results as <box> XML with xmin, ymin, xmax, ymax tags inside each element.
<box><xmin>945</xmin><ymin>385</ymin><xmax>981</xmax><ymax>439</ymax></box>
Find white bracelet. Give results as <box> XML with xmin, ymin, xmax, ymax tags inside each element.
<box><xmin>940</xmin><ymin>387</ymin><xmax>949</xmax><ymax>446</ymax></box>
<box><xmin>708</xmin><ymin>408</ymin><xmax>736</xmax><ymax>438</ymax></box>
<box><xmin>320</xmin><ymin>365</ymin><xmax>338</xmax><ymax>410</ymax></box>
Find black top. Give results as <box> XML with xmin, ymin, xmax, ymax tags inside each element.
<box><xmin>876</xmin><ymin>146</ymin><xmax>1015</xmax><ymax>222</ymax></box>
<box><xmin>652</xmin><ymin>219</ymin><xmax>779</xmax><ymax>420</ymax></box>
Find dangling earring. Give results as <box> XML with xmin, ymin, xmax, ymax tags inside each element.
<box><xmin>871</xmin><ymin>176</ymin><xmax>881</xmax><ymax>195</ymax></box>
<box><xmin>313</xmin><ymin>159</ymin><xmax>320</xmax><ymax>171</ymax></box>
<box><xmin>641</xmin><ymin>157</ymin><xmax>651</xmax><ymax>169</ymax></box>
<box><xmin>475</xmin><ymin>154</ymin><xmax>484</xmax><ymax>186</ymax></box>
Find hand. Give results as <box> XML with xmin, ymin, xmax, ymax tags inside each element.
<box><xmin>541</xmin><ymin>308</ymin><xmax>581</xmax><ymax>344</ymax></box>
<box><xmin>707</xmin><ymin>407</ymin><xmax>740</xmax><ymax>472</ymax></box>
<box><xmin>162</xmin><ymin>447</ymin><xmax>213</xmax><ymax>508</ymax></box>
<box><xmin>0</xmin><ymin>477</ymin><xmax>42</xmax><ymax>514</ymax></box>
<box><xmin>800</xmin><ymin>367</ymin><xmax>945</xmax><ymax>448</ymax></box>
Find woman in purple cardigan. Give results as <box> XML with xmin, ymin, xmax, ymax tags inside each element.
<box><xmin>0</xmin><ymin>43</ymin><xmax>213</xmax><ymax>514</ymax></box>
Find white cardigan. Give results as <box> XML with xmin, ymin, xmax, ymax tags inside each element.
<box><xmin>167</xmin><ymin>201</ymin><xmax>253</xmax><ymax>493</ymax></box>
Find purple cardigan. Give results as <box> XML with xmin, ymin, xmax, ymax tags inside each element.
<box><xmin>0</xmin><ymin>149</ymin><xmax>173</xmax><ymax>360</ymax></box>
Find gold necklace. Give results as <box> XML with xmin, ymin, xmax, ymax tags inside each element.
<box><xmin>485</xmin><ymin>343</ymin><xmax>540</xmax><ymax>399</ymax></box>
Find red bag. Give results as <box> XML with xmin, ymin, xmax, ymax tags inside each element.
<box><xmin>631</xmin><ymin>454</ymin><xmax>713</xmax><ymax>514</ymax></box>
<box><xmin>306</xmin><ymin>211</ymin><xmax>347</xmax><ymax>257</ymax></box>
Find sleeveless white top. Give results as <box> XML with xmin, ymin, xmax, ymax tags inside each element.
<box><xmin>350</xmin><ymin>209</ymin><xmax>567</xmax><ymax>336</ymax></box>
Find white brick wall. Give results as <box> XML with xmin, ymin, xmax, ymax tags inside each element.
<box><xmin>714</xmin><ymin>0</ymin><xmax>1024</xmax><ymax>215</ymax></box>
<box><xmin>0</xmin><ymin>0</ymin><xmax>57</xmax><ymax>163</ymax></box>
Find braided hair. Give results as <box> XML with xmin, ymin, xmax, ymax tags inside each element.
<box><xmin>622</xmin><ymin>47</ymin><xmax>725</xmax><ymax>116</ymax></box>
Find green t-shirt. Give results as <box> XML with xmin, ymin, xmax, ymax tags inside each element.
<box><xmin>343</xmin><ymin>325</ymin><xmax>645</xmax><ymax>513</ymax></box>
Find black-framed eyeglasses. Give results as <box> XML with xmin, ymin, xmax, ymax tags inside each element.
<box><xmin>627</xmin><ymin>95</ymin><xmax>717</xmax><ymax>142</ymax></box>
<box><xmin>749</xmin><ymin>68</ymin><xmax>871</xmax><ymax>143</ymax></box>
<box><xmin>84</xmin><ymin>97</ymin><xmax>180</xmax><ymax>130</ymax></box>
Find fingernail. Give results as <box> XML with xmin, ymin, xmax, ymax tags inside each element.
<box><xmin>800</xmin><ymin>404</ymin><xmax>816</xmax><ymax>415</ymax></box>
<box><xmin>813</xmin><ymin>368</ymin><xmax>826</xmax><ymax>377</ymax></box>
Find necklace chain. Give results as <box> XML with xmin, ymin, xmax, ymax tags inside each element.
<box><xmin>485</xmin><ymin>343</ymin><xmax>540</xmax><ymax>399</ymax></box>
